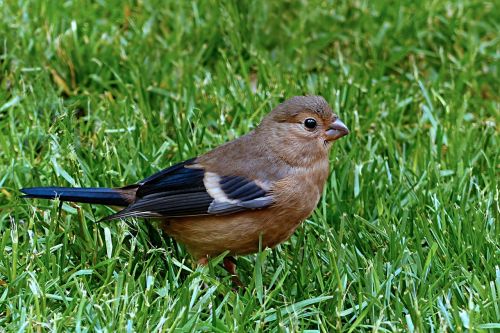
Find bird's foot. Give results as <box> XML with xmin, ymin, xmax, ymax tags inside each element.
<box><xmin>223</xmin><ymin>256</ymin><xmax>244</xmax><ymax>289</ymax></box>
<box><xmin>197</xmin><ymin>256</ymin><xmax>244</xmax><ymax>289</ymax></box>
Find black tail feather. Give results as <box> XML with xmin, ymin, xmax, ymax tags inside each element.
<box><xmin>21</xmin><ymin>187</ymin><xmax>130</xmax><ymax>207</ymax></box>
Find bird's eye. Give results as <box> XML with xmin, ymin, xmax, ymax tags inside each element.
<box><xmin>304</xmin><ymin>118</ymin><xmax>317</xmax><ymax>129</ymax></box>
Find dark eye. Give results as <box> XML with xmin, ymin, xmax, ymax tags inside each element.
<box><xmin>304</xmin><ymin>118</ymin><xmax>317</xmax><ymax>129</ymax></box>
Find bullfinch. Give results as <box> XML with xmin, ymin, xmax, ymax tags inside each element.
<box><xmin>21</xmin><ymin>95</ymin><xmax>349</xmax><ymax>284</ymax></box>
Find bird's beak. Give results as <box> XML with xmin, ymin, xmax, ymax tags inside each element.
<box><xmin>325</xmin><ymin>118</ymin><xmax>349</xmax><ymax>141</ymax></box>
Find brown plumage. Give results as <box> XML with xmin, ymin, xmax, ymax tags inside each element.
<box><xmin>21</xmin><ymin>96</ymin><xmax>349</xmax><ymax>283</ymax></box>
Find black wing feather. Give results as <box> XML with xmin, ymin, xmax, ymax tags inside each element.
<box><xmin>220</xmin><ymin>176</ymin><xmax>268</xmax><ymax>201</ymax></box>
<box><xmin>137</xmin><ymin>159</ymin><xmax>205</xmax><ymax>197</ymax></box>
<box><xmin>138</xmin><ymin>158</ymin><xmax>197</xmax><ymax>184</ymax></box>
<box><xmin>106</xmin><ymin>159</ymin><xmax>274</xmax><ymax>220</ymax></box>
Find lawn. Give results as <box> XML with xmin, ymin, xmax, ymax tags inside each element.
<box><xmin>0</xmin><ymin>0</ymin><xmax>498</xmax><ymax>331</ymax></box>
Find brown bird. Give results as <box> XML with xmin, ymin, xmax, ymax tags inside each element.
<box><xmin>21</xmin><ymin>96</ymin><xmax>349</xmax><ymax>285</ymax></box>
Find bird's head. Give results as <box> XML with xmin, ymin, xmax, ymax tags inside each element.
<box><xmin>257</xmin><ymin>96</ymin><xmax>349</xmax><ymax>166</ymax></box>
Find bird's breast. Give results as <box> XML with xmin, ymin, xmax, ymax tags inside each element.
<box><xmin>273</xmin><ymin>165</ymin><xmax>328</xmax><ymax>218</ymax></box>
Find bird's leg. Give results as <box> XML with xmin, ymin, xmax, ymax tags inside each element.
<box><xmin>223</xmin><ymin>256</ymin><xmax>244</xmax><ymax>288</ymax></box>
<box><xmin>197</xmin><ymin>256</ymin><xmax>244</xmax><ymax>288</ymax></box>
<box><xmin>198</xmin><ymin>257</ymin><xmax>209</xmax><ymax>266</ymax></box>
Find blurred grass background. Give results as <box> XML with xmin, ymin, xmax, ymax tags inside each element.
<box><xmin>0</xmin><ymin>0</ymin><xmax>498</xmax><ymax>331</ymax></box>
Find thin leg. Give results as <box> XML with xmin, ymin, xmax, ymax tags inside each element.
<box><xmin>223</xmin><ymin>256</ymin><xmax>244</xmax><ymax>288</ymax></box>
<box><xmin>198</xmin><ymin>257</ymin><xmax>209</xmax><ymax>266</ymax></box>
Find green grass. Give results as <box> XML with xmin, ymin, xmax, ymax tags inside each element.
<box><xmin>0</xmin><ymin>0</ymin><xmax>498</xmax><ymax>331</ymax></box>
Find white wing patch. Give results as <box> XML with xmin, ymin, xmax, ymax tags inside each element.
<box><xmin>204</xmin><ymin>172</ymin><xmax>274</xmax><ymax>215</ymax></box>
<box><xmin>203</xmin><ymin>172</ymin><xmax>239</xmax><ymax>204</ymax></box>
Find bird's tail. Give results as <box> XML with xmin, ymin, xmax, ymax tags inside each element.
<box><xmin>20</xmin><ymin>187</ymin><xmax>134</xmax><ymax>207</ymax></box>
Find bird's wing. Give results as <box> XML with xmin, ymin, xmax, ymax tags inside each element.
<box><xmin>104</xmin><ymin>159</ymin><xmax>274</xmax><ymax>220</ymax></box>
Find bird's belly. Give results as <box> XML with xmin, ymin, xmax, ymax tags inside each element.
<box><xmin>161</xmin><ymin>168</ymin><xmax>327</xmax><ymax>259</ymax></box>
<box><xmin>161</xmin><ymin>206</ymin><xmax>313</xmax><ymax>259</ymax></box>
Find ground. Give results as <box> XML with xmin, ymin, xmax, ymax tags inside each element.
<box><xmin>0</xmin><ymin>0</ymin><xmax>498</xmax><ymax>331</ymax></box>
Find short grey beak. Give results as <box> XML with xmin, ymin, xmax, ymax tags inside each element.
<box><xmin>325</xmin><ymin>118</ymin><xmax>349</xmax><ymax>141</ymax></box>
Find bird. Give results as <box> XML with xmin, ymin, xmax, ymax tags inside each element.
<box><xmin>21</xmin><ymin>95</ymin><xmax>349</xmax><ymax>285</ymax></box>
